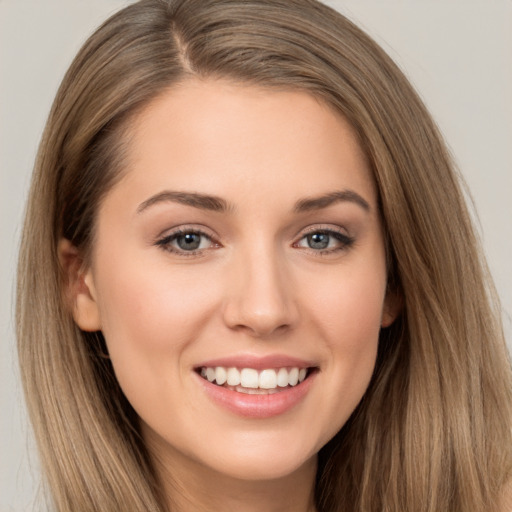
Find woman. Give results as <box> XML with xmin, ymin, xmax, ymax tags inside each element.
<box><xmin>16</xmin><ymin>0</ymin><xmax>512</xmax><ymax>510</ymax></box>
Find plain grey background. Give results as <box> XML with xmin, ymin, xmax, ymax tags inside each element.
<box><xmin>1</xmin><ymin>1</ymin><xmax>511</xmax><ymax>510</ymax></box>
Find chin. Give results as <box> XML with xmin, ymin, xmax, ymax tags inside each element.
<box><xmin>207</xmin><ymin>450</ymin><xmax>317</xmax><ymax>482</ymax></box>
<box><xmin>192</xmin><ymin>429</ymin><xmax>322</xmax><ymax>482</ymax></box>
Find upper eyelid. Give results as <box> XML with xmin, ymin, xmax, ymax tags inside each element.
<box><xmin>295</xmin><ymin>229</ymin><xmax>353</xmax><ymax>243</ymax></box>
<box><xmin>156</xmin><ymin>224</ymin><xmax>218</xmax><ymax>241</ymax></box>
<box><xmin>293</xmin><ymin>223</ymin><xmax>350</xmax><ymax>240</ymax></box>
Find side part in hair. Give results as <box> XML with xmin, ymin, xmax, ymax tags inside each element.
<box><xmin>17</xmin><ymin>1</ymin><xmax>512</xmax><ymax>511</ymax></box>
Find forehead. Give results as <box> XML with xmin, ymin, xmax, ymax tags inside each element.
<box><xmin>109</xmin><ymin>78</ymin><xmax>376</xmax><ymax>211</ymax></box>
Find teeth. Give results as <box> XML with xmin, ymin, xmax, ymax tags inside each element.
<box><xmin>288</xmin><ymin>367</ymin><xmax>299</xmax><ymax>386</ymax></box>
<box><xmin>240</xmin><ymin>368</ymin><xmax>259</xmax><ymax>388</ymax></box>
<box><xmin>226</xmin><ymin>367</ymin><xmax>241</xmax><ymax>386</ymax></box>
<box><xmin>259</xmin><ymin>369</ymin><xmax>277</xmax><ymax>389</ymax></box>
<box><xmin>215</xmin><ymin>367</ymin><xmax>227</xmax><ymax>385</ymax></box>
<box><xmin>277</xmin><ymin>368</ymin><xmax>289</xmax><ymax>387</ymax></box>
<box><xmin>199</xmin><ymin>366</ymin><xmax>309</xmax><ymax>390</ymax></box>
<box><xmin>206</xmin><ymin>367</ymin><xmax>216</xmax><ymax>382</ymax></box>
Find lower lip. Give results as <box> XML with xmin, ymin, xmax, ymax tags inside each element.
<box><xmin>195</xmin><ymin>372</ymin><xmax>316</xmax><ymax>419</ymax></box>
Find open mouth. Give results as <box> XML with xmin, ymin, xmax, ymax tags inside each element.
<box><xmin>196</xmin><ymin>366</ymin><xmax>316</xmax><ymax>395</ymax></box>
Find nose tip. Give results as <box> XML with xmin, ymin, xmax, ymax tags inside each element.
<box><xmin>222</xmin><ymin>255</ymin><xmax>298</xmax><ymax>338</ymax></box>
<box><xmin>226</xmin><ymin>307</ymin><xmax>291</xmax><ymax>338</ymax></box>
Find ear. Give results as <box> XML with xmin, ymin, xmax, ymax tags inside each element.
<box><xmin>58</xmin><ymin>238</ymin><xmax>101</xmax><ymax>332</ymax></box>
<box><xmin>381</xmin><ymin>288</ymin><xmax>402</xmax><ymax>328</ymax></box>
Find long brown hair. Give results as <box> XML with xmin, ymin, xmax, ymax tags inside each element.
<box><xmin>17</xmin><ymin>1</ymin><xmax>512</xmax><ymax>510</ymax></box>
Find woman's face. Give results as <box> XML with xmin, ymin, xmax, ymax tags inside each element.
<box><xmin>73</xmin><ymin>79</ymin><xmax>396</xmax><ymax>482</ymax></box>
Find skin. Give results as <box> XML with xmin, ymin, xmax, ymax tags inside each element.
<box><xmin>64</xmin><ymin>79</ymin><xmax>398</xmax><ymax>512</ymax></box>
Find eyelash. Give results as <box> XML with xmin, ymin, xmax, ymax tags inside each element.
<box><xmin>155</xmin><ymin>226</ymin><xmax>355</xmax><ymax>257</ymax></box>
<box><xmin>155</xmin><ymin>228</ymin><xmax>218</xmax><ymax>257</ymax></box>
<box><xmin>294</xmin><ymin>227</ymin><xmax>355</xmax><ymax>255</ymax></box>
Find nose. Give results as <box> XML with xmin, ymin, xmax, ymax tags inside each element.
<box><xmin>222</xmin><ymin>245</ymin><xmax>299</xmax><ymax>338</ymax></box>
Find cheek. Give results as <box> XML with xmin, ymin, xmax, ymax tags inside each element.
<box><xmin>304</xmin><ymin>260</ymin><xmax>386</xmax><ymax>432</ymax></box>
<box><xmin>311</xmin><ymin>263</ymin><xmax>386</xmax><ymax>350</ymax></box>
<box><xmin>96</xmin><ymin>255</ymin><xmax>216</xmax><ymax>350</ymax></box>
<box><xmin>92</xmin><ymin>254</ymin><xmax>220</xmax><ymax>404</ymax></box>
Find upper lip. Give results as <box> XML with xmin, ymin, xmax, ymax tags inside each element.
<box><xmin>194</xmin><ymin>354</ymin><xmax>317</xmax><ymax>371</ymax></box>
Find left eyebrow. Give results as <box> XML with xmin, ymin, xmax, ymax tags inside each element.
<box><xmin>293</xmin><ymin>190</ymin><xmax>371</xmax><ymax>213</ymax></box>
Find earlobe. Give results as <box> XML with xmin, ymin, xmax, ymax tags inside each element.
<box><xmin>381</xmin><ymin>289</ymin><xmax>402</xmax><ymax>328</ymax></box>
<box><xmin>58</xmin><ymin>238</ymin><xmax>102</xmax><ymax>332</ymax></box>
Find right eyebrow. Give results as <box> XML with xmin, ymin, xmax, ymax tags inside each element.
<box><xmin>136</xmin><ymin>191</ymin><xmax>232</xmax><ymax>214</ymax></box>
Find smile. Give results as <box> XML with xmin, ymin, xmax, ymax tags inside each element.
<box><xmin>198</xmin><ymin>366</ymin><xmax>309</xmax><ymax>394</ymax></box>
<box><xmin>194</xmin><ymin>356</ymin><xmax>318</xmax><ymax>418</ymax></box>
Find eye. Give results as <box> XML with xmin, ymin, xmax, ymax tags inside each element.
<box><xmin>295</xmin><ymin>228</ymin><xmax>354</xmax><ymax>253</ymax></box>
<box><xmin>156</xmin><ymin>228</ymin><xmax>217</xmax><ymax>255</ymax></box>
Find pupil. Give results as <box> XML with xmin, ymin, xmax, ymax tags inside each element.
<box><xmin>308</xmin><ymin>233</ymin><xmax>329</xmax><ymax>249</ymax></box>
<box><xmin>177</xmin><ymin>233</ymin><xmax>201</xmax><ymax>250</ymax></box>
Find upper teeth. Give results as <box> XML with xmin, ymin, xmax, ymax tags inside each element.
<box><xmin>200</xmin><ymin>367</ymin><xmax>308</xmax><ymax>389</ymax></box>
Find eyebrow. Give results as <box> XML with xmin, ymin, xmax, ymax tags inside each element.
<box><xmin>293</xmin><ymin>190</ymin><xmax>370</xmax><ymax>213</ymax></box>
<box><xmin>137</xmin><ymin>191</ymin><xmax>230</xmax><ymax>214</ymax></box>
<box><xmin>136</xmin><ymin>188</ymin><xmax>370</xmax><ymax>215</ymax></box>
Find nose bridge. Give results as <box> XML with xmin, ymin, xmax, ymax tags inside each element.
<box><xmin>223</xmin><ymin>238</ymin><xmax>297</xmax><ymax>337</ymax></box>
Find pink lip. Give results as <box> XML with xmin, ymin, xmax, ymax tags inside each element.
<box><xmin>195</xmin><ymin>354</ymin><xmax>316</xmax><ymax>371</ymax></box>
<box><xmin>194</xmin><ymin>365</ymin><xmax>317</xmax><ymax>419</ymax></box>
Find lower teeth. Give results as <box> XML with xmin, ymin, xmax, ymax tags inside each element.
<box><xmin>226</xmin><ymin>384</ymin><xmax>283</xmax><ymax>395</ymax></box>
